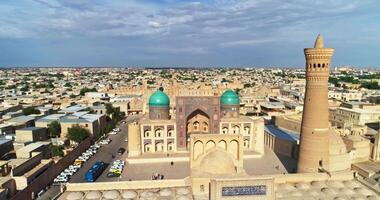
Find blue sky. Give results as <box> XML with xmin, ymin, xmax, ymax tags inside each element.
<box><xmin>0</xmin><ymin>0</ymin><xmax>379</xmax><ymax>67</ymax></box>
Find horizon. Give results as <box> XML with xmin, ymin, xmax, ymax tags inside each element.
<box><xmin>1</xmin><ymin>0</ymin><xmax>380</xmax><ymax>68</ymax></box>
<box><xmin>1</xmin><ymin>66</ymin><xmax>379</xmax><ymax>71</ymax></box>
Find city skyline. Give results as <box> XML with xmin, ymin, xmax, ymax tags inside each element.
<box><xmin>1</xmin><ymin>0</ymin><xmax>380</xmax><ymax>67</ymax></box>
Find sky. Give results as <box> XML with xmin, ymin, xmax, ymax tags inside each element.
<box><xmin>0</xmin><ymin>0</ymin><xmax>380</xmax><ymax>68</ymax></box>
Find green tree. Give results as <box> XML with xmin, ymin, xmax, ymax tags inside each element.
<box><xmin>243</xmin><ymin>83</ymin><xmax>255</xmax><ymax>88</ymax></box>
<box><xmin>67</xmin><ymin>125</ymin><xmax>90</xmax><ymax>143</ymax></box>
<box><xmin>20</xmin><ymin>85</ymin><xmax>29</xmax><ymax>92</ymax></box>
<box><xmin>49</xmin><ymin>144</ymin><xmax>64</xmax><ymax>157</ymax></box>
<box><xmin>105</xmin><ymin>103</ymin><xmax>114</xmax><ymax>115</ymax></box>
<box><xmin>22</xmin><ymin>107</ymin><xmax>40</xmax><ymax>115</ymax></box>
<box><xmin>361</xmin><ymin>82</ymin><xmax>380</xmax><ymax>90</ymax></box>
<box><xmin>64</xmin><ymin>82</ymin><xmax>72</xmax><ymax>87</ymax></box>
<box><xmin>79</xmin><ymin>87</ymin><xmax>97</xmax><ymax>96</ymax></box>
<box><xmin>328</xmin><ymin>77</ymin><xmax>339</xmax><ymax>86</ymax></box>
<box><xmin>48</xmin><ymin>120</ymin><xmax>61</xmax><ymax>138</ymax></box>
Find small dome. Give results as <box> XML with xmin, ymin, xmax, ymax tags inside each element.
<box><xmin>103</xmin><ymin>190</ymin><xmax>120</xmax><ymax>199</ymax></box>
<box><xmin>176</xmin><ymin>188</ymin><xmax>190</xmax><ymax>196</ymax></box>
<box><xmin>159</xmin><ymin>189</ymin><xmax>173</xmax><ymax>197</ymax></box>
<box><xmin>220</xmin><ymin>89</ymin><xmax>240</xmax><ymax>105</ymax></box>
<box><xmin>85</xmin><ymin>191</ymin><xmax>102</xmax><ymax>200</ymax></box>
<box><xmin>121</xmin><ymin>190</ymin><xmax>137</xmax><ymax>199</ymax></box>
<box><xmin>149</xmin><ymin>89</ymin><xmax>170</xmax><ymax>107</ymax></box>
<box><xmin>200</xmin><ymin>149</ymin><xmax>236</xmax><ymax>174</ymax></box>
<box><xmin>66</xmin><ymin>192</ymin><xmax>84</xmax><ymax>200</ymax></box>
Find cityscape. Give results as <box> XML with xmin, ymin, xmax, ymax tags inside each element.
<box><xmin>1</xmin><ymin>1</ymin><xmax>380</xmax><ymax>200</ymax></box>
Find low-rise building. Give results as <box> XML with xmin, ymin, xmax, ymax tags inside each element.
<box><xmin>60</xmin><ymin>112</ymin><xmax>106</xmax><ymax>138</ymax></box>
<box><xmin>329</xmin><ymin>102</ymin><xmax>380</xmax><ymax>128</ymax></box>
<box><xmin>0</xmin><ymin>177</ymin><xmax>17</xmax><ymax>199</ymax></box>
<box><xmin>0</xmin><ymin>139</ymin><xmax>14</xmax><ymax>159</ymax></box>
<box><xmin>7</xmin><ymin>115</ymin><xmax>36</xmax><ymax>129</ymax></box>
<box><xmin>15</xmin><ymin>142</ymin><xmax>50</xmax><ymax>159</ymax></box>
<box><xmin>9</xmin><ymin>153</ymin><xmax>53</xmax><ymax>190</ymax></box>
<box><xmin>15</xmin><ymin>127</ymin><xmax>48</xmax><ymax>143</ymax></box>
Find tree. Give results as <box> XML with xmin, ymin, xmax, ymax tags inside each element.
<box><xmin>79</xmin><ymin>87</ymin><xmax>97</xmax><ymax>96</ymax></box>
<box><xmin>49</xmin><ymin>144</ymin><xmax>64</xmax><ymax>157</ymax></box>
<box><xmin>105</xmin><ymin>103</ymin><xmax>114</xmax><ymax>115</ymax></box>
<box><xmin>105</xmin><ymin>103</ymin><xmax>120</xmax><ymax>121</ymax></box>
<box><xmin>243</xmin><ymin>83</ymin><xmax>255</xmax><ymax>88</ymax></box>
<box><xmin>20</xmin><ymin>85</ymin><xmax>29</xmax><ymax>92</ymax></box>
<box><xmin>48</xmin><ymin>120</ymin><xmax>61</xmax><ymax>138</ymax></box>
<box><xmin>328</xmin><ymin>77</ymin><xmax>339</xmax><ymax>86</ymax></box>
<box><xmin>67</xmin><ymin>125</ymin><xmax>90</xmax><ymax>143</ymax></box>
<box><xmin>22</xmin><ymin>107</ymin><xmax>40</xmax><ymax>115</ymax></box>
<box><xmin>64</xmin><ymin>82</ymin><xmax>72</xmax><ymax>88</ymax></box>
<box><xmin>361</xmin><ymin>81</ymin><xmax>380</xmax><ymax>90</ymax></box>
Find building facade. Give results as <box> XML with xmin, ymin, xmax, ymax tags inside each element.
<box><xmin>128</xmin><ymin>89</ymin><xmax>264</xmax><ymax>156</ymax></box>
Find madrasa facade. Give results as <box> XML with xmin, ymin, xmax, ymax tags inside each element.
<box><xmin>128</xmin><ymin>88</ymin><xmax>264</xmax><ymax>157</ymax></box>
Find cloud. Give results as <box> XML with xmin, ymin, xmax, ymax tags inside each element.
<box><xmin>220</xmin><ymin>38</ymin><xmax>274</xmax><ymax>47</ymax></box>
<box><xmin>0</xmin><ymin>0</ymin><xmax>380</xmax><ymax>66</ymax></box>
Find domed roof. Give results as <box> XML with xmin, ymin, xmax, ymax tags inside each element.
<box><xmin>121</xmin><ymin>190</ymin><xmax>137</xmax><ymax>199</ymax></box>
<box><xmin>85</xmin><ymin>191</ymin><xmax>102</xmax><ymax>200</ymax></box>
<box><xmin>200</xmin><ymin>149</ymin><xmax>236</xmax><ymax>174</ymax></box>
<box><xmin>220</xmin><ymin>89</ymin><xmax>240</xmax><ymax>105</ymax></box>
<box><xmin>149</xmin><ymin>89</ymin><xmax>170</xmax><ymax>107</ymax></box>
<box><xmin>103</xmin><ymin>190</ymin><xmax>120</xmax><ymax>199</ymax></box>
<box><xmin>66</xmin><ymin>192</ymin><xmax>84</xmax><ymax>200</ymax></box>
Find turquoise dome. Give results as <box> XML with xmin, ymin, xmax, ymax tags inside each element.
<box><xmin>149</xmin><ymin>89</ymin><xmax>170</xmax><ymax>107</ymax></box>
<box><xmin>220</xmin><ymin>89</ymin><xmax>240</xmax><ymax>105</ymax></box>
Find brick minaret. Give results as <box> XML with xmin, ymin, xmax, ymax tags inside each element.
<box><xmin>297</xmin><ymin>35</ymin><xmax>334</xmax><ymax>173</ymax></box>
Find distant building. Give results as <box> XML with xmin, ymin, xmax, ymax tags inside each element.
<box><xmin>36</xmin><ymin>112</ymin><xmax>106</xmax><ymax>138</ymax></box>
<box><xmin>0</xmin><ymin>139</ymin><xmax>14</xmax><ymax>159</ymax></box>
<box><xmin>60</xmin><ymin>112</ymin><xmax>106</xmax><ymax>138</ymax></box>
<box><xmin>59</xmin><ymin>105</ymin><xmax>87</xmax><ymax>114</ymax></box>
<box><xmin>15</xmin><ymin>142</ymin><xmax>50</xmax><ymax>159</ymax></box>
<box><xmin>15</xmin><ymin>127</ymin><xmax>48</xmax><ymax>143</ymax></box>
<box><xmin>84</xmin><ymin>92</ymin><xmax>110</xmax><ymax>102</ymax></box>
<box><xmin>329</xmin><ymin>102</ymin><xmax>380</xmax><ymax>128</ymax></box>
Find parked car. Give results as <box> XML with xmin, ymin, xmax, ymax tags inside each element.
<box><xmin>107</xmin><ymin>172</ymin><xmax>120</xmax><ymax>177</ymax></box>
<box><xmin>109</xmin><ymin>131</ymin><xmax>117</xmax><ymax>135</ymax></box>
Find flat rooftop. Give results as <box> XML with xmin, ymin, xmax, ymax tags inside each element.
<box><xmin>265</xmin><ymin>125</ymin><xmax>300</xmax><ymax>142</ymax></box>
<box><xmin>17</xmin><ymin>126</ymin><xmax>45</xmax><ymax>131</ymax></box>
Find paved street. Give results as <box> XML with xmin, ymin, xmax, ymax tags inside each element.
<box><xmin>122</xmin><ymin>161</ymin><xmax>189</xmax><ymax>181</ymax></box>
<box><xmin>69</xmin><ymin>115</ymin><xmax>140</xmax><ymax>183</ymax></box>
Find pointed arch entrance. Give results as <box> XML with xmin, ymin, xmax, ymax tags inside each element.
<box><xmin>176</xmin><ymin>96</ymin><xmax>221</xmax><ymax>151</ymax></box>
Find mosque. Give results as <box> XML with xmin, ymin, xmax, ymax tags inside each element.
<box><xmin>128</xmin><ymin>88</ymin><xmax>264</xmax><ymax>157</ymax></box>
<box><xmin>58</xmin><ymin>36</ymin><xmax>380</xmax><ymax>200</ymax></box>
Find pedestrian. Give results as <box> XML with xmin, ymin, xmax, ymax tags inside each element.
<box><xmin>170</xmin><ymin>161</ymin><xmax>174</xmax><ymax>166</ymax></box>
